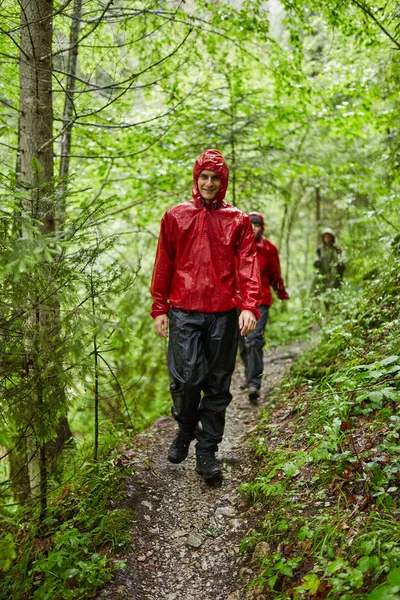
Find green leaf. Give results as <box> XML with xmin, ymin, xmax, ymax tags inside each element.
<box><xmin>277</xmin><ymin>519</ymin><xmax>289</xmax><ymax>531</ymax></box>
<box><xmin>360</xmin><ymin>539</ymin><xmax>376</xmax><ymax>555</ymax></box>
<box><xmin>382</xmin><ymin>388</ymin><xmax>399</xmax><ymax>401</ymax></box>
<box><xmin>64</xmin><ymin>567</ymin><xmax>80</xmax><ymax>579</ymax></box>
<box><xmin>301</xmin><ymin>573</ymin><xmax>320</xmax><ymax>593</ymax></box>
<box><xmin>379</xmin><ymin>356</ymin><xmax>399</xmax><ymax>366</ymax></box>
<box><xmin>298</xmin><ymin>525</ymin><xmax>313</xmax><ymax>541</ymax></box>
<box><xmin>387</xmin><ymin>569</ymin><xmax>400</xmax><ymax>585</ymax></box>
<box><xmin>349</xmin><ymin>567</ymin><xmax>364</xmax><ymax>589</ymax></box>
<box><xmin>367</xmin><ymin>584</ymin><xmax>400</xmax><ymax>600</ymax></box>
<box><xmin>327</xmin><ymin>558</ymin><xmax>346</xmax><ymax>574</ymax></box>
<box><xmin>268</xmin><ymin>574</ymin><xmax>278</xmax><ymax>590</ymax></box>
<box><xmin>369</xmin><ymin>372</ymin><xmax>385</xmax><ymax>380</ymax></box>
<box><xmin>369</xmin><ymin>391</ymin><xmax>383</xmax><ymax>402</ymax></box>
<box><xmin>282</xmin><ymin>462</ymin><xmax>300</xmax><ymax>477</ymax></box>
<box><xmin>357</xmin><ymin>555</ymin><xmax>380</xmax><ymax>573</ymax></box>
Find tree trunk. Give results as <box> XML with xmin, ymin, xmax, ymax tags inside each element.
<box><xmin>91</xmin><ymin>272</ymin><xmax>100</xmax><ymax>461</ymax></box>
<box><xmin>17</xmin><ymin>0</ymin><xmax>55</xmax><ymax>514</ymax></box>
<box><xmin>278</xmin><ymin>193</ymin><xmax>290</xmax><ymax>250</ymax></box>
<box><xmin>315</xmin><ymin>186</ymin><xmax>321</xmax><ymax>242</ymax></box>
<box><xmin>20</xmin><ymin>0</ymin><xmax>55</xmax><ymax>229</ymax></box>
<box><xmin>8</xmin><ymin>436</ymin><xmax>31</xmax><ymax>504</ymax></box>
<box><xmin>58</xmin><ymin>0</ymin><xmax>83</xmax><ymax>228</ymax></box>
<box><xmin>228</xmin><ymin>76</ymin><xmax>237</xmax><ymax>206</ymax></box>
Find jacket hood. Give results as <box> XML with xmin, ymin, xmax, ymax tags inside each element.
<box><xmin>321</xmin><ymin>227</ymin><xmax>336</xmax><ymax>242</ymax></box>
<box><xmin>248</xmin><ymin>211</ymin><xmax>265</xmax><ymax>233</ymax></box>
<box><xmin>192</xmin><ymin>149</ymin><xmax>229</xmax><ymax>205</ymax></box>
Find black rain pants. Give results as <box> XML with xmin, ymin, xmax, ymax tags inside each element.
<box><xmin>238</xmin><ymin>305</ymin><xmax>269</xmax><ymax>389</ymax></box>
<box><xmin>168</xmin><ymin>308</ymin><xmax>238</xmax><ymax>454</ymax></box>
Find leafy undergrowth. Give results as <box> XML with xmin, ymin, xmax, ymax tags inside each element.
<box><xmin>240</xmin><ymin>237</ymin><xmax>400</xmax><ymax>600</ymax></box>
<box><xmin>0</xmin><ymin>458</ymin><xmax>132</xmax><ymax>599</ymax></box>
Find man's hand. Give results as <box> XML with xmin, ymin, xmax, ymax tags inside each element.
<box><xmin>154</xmin><ymin>314</ymin><xmax>168</xmax><ymax>338</ymax></box>
<box><xmin>239</xmin><ymin>310</ymin><xmax>257</xmax><ymax>336</ymax></box>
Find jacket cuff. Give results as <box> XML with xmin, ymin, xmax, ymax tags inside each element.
<box><xmin>150</xmin><ymin>306</ymin><xmax>170</xmax><ymax>319</ymax></box>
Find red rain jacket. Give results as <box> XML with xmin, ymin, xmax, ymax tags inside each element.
<box><xmin>151</xmin><ymin>150</ymin><xmax>261</xmax><ymax>319</ymax></box>
<box><xmin>248</xmin><ymin>212</ymin><xmax>289</xmax><ymax>306</ymax></box>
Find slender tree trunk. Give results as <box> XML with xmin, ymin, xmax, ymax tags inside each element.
<box><xmin>315</xmin><ymin>186</ymin><xmax>321</xmax><ymax>241</ymax></box>
<box><xmin>58</xmin><ymin>0</ymin><xmax>82</xmax><ymax>227</ymax></box>
<box><xmin>283</xmin><ymin>187</ymin><xmax>304</xmax><ymax>304</ymax></box>
<box><xmin>226</xmin><ymin>75</ymin><xmax>237</xmax><ymax>206</ymax></box>
<box><xmin>278</xmin><ymin>194</ymin><xmax>290</xmax><ymax>250</ymax></box>
<box><xmin>285</xmin><ymin>232</ymin><xmax>290</xmax><ymax>290</ymax></box>
<box><xmin>304</xmin><ymin>226</ymin><xmax>309</xmax><ymax>282</ymax></box>
<box><xmin>279</xmin><ymin>195</ymin><xmax>290</xmax><ymax>313</ymax></box>
<box><xmin>94</xmin><ymin>334</ymin><xmax>99</xmax><ymax>461</ymax></box>
<box><xmin>13</xmin><ymin>114</ymin><xmax>23</xmax><ymax>238</ymax></box>
<box><xmin>91</xmin><ymin>273</ymin><xmax>100</xmax><ymax>461</ymax></box>
<box><xmin>35</xmin><ymin>306</ymin><xmax>47</xmax><ymax>520</ymax></box>
<box><xmin>230</xmin><ymin>121</ymin><xmax>237</xmax><ymax>207</ymax></box>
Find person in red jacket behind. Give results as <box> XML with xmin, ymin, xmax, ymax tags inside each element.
<box><xmin>239</xmin><ymin>211</ymin><xmax>289</xmax><ymax>403</ymax></box>
<box><xmin>150</xmin><ymin>150</ymin><xmax>261</xmax><ymax>485</ymax></box>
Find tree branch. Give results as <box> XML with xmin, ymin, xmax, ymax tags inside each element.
<box><xmin>350</xmin><ymin>0</ymin><xmax>400</xmax><ymax>49</ymax></box>
<box><xmin>40</xmin><ymin>0</ymin><xmax>114</xmax><ymax>60</ymax></box>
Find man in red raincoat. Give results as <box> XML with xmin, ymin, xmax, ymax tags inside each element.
<box><xmin>239</xmin><ymin>212</ymin><xmax>289</xmax><ymax>403</ymax></box>
<box><xmin>150</xmin><ymin>149</ymin><xmax>261</xmax><ymax>484</ymax></box>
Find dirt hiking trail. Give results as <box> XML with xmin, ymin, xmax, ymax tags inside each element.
<box><xmin>97</xmin><ymin>344</ymin><xmax>301</xmax><ymax>600</ymax></box>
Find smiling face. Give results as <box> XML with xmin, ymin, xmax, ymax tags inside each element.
<box><xmin>197</xmin><ymin>170</ymin><xmax>221</xmax><ymax>203</ymax></box>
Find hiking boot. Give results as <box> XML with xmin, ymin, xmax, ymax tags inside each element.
<box><xmin>248</xmin><ymin>387</ymin><xmax>260</xmax><ymax>403</ymax></box>
<box><xmin>196</xmin><ymin>452</ymin><xmax>223</xmax><ymax>484</ymax></box>
<box><xmin>168</xmin><ymin>429</ymin><xmax>195</xmax><ymax>464</ymax></box>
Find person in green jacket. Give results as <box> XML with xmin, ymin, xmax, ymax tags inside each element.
<box><xmin>313</xmin><ymin>227</ymin><xmax>346</xmax><ymax>292</ymax></box>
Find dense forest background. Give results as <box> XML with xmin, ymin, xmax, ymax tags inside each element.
<box><xmin>0</xmin><ymin>0</ymin><xmax>399</xmax><ymax>597</ymax></box>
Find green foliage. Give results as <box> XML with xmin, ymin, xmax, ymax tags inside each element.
<box><xmin>0</xmin><ymin>534</ymin><xmax>16</xmax><ymax>573</ymax></box>
<box><xmin>368</xmin><ymin>568</ymin><xmax>400</xmax><ymax>600</ymax></box>
<box><xmin>0</xmin><ymin>459</ymin><xmax>131</xmax><ymax>599</ymax></box>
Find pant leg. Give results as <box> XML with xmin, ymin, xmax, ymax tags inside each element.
<box><xmin>243</xmin><ymin>305</ymin><xmax>269</xmax><ymax>389</ymax></box>
<box><xmin>196</xmin><ymin>309</ymin><xmax>239</xmax><ymax>453</ymax></box>
<box><xmin>167</xmin><ymin>309</ymin><xmax>206</xmax><ymax>433</ymax></box>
